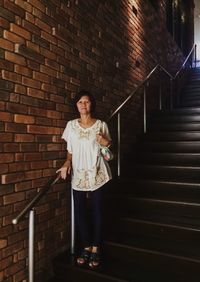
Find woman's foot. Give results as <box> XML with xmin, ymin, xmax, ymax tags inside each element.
<box><xmin>88</xmin><ymin>246</ymin><xmax>101</xmax><ymax>269</ymax></box>
<box><xmin>76</xmin><ymin>247</ymin><xmax>91</xmax><ymax>266</ymax></box>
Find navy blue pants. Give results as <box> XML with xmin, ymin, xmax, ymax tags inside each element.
<box><xmin>73</xmin><ymin>187</ymin><xmax>103</xmax><ymax>248</ymax></box>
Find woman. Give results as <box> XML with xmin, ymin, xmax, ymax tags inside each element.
<box><xmin>56</xmin><ymin>90</ymin><xmax>112</xmax><ymax>269</ymax></box>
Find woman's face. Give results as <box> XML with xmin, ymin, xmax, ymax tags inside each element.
<box><xmin>76</xmin><ymin>95</ymin><xmax>92</xmax><ymax>115</ymax></box>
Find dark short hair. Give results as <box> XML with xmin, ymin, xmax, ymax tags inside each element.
<box><xmin>73</xmin><ymin>90</ymin><xmax>96</xmax><ymax>113</ymax></box>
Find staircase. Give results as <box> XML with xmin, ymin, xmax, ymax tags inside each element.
<box><xmin>50</xmin><ymin>68</ymin><xmax>200</xmax><ymax>282</ymax></box>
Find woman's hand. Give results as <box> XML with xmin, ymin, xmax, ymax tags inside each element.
<box><xmin>56</xmin><ymin>160</ymin><xmax>71</xmax><ymax>180</ymax></box>
<box><xmin>96</xmin><ymin>133</ymin><xmax>111</xmax><ymax>147</ymax></box>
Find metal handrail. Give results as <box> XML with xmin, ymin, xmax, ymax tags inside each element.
<box><xmin>109</xmin><ymin>44</ymin><xmax>196</xmax><ymax>121</ymax></box>
<box><xmin>108</xmin><ymin>64</ymin><xmax>173</xmax><ymax>121</ymax></box>
<box><xmin>12</xmin><ymin>173</ymin><xmax>61</xmax><ymax>225</ymax></box>
<box><xmin>12</xmin><ymin>173</ymin><xmax>61</xmax><ymax>282</ymax></box>
<box><xmin>174</xmin><ymin>44</ymin><xmax>196</xmax><ymax>78</ymax></box>
<box><xmin>108</xmin><ymin>44</ymin><xmax>196</xmax><ymax>177</ymax></box>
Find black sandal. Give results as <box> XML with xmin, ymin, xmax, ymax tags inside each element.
<box><xmin>76</xmin><ymin>249</ymin><xmax>91</xmax><ymax>266</ymax></box>
<box><xmin>88</xmin><ymin>252</ymin><xmax>101</xmax><ymax>269</ymax></box>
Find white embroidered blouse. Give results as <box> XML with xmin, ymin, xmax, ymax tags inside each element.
<box><xmin>62</xmin><ymin>119</ymin><xmax>112</xmax><ymax>191</ymax></box>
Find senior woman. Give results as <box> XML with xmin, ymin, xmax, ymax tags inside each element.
<box><xmin>56</xmin><ymin>90</ymin><xmax>112</xmax><ymax>269</ymax></box>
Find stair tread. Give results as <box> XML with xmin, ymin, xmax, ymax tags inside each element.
<box><xmin>105</xmin><ymin>234</ymin><xmax>200</xmax><ymax>260</ymax></box>
<box><xmin>53</xmin><ymin>250</ymin><xmax>198</xmax><ymax>282</ymax></box>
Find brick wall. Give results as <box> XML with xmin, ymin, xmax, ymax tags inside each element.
<box><xmin>0</xmin><ymin>0</ymin><xmax>194</xmax><ymax>281</ymax></box>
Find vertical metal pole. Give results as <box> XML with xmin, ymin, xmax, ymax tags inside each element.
<box><xmin>29</xmin><ymin>209</ymin><xmax>35</xmax><ymax>282</ymax></box>
<box><xmin>195</xmin><ymin>44</ymin><xmax>197</xmax><ymax>68</ymax></box>
<box><xmin>170</xmin><ymin>78</ymin><xmax>173</xmax><ymax>110</ymax></box>
<box><xmin>159</xmin><ymin>68</ymin><xmax>162</xmax><ymax>110</ymax></box>
<box><xmin>117</xmin><ymin>112</ymin><xmax>121</xmax><ymax>178</ymax></box>
<box><xmin>71</xmin><ymin>187</ymin><xmax>75</xmax><ymax>255</ymax></box>
<box><xmin>143</xmin><ymin>86</ymin><xmax>146</xmax><ymax>133</ymax></box>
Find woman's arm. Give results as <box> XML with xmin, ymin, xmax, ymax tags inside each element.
<box><xmin>56</xmin><ymin>152</ymin><xmax>72</xmax><ymax>179</ymax></box>
<box><xmin>96</xmin><ymin>133</ymin><xmax>111</xmax><ymax>147</ymax></box>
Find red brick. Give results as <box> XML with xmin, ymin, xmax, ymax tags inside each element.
<box><xmin>49</xmin><ymin>94</ymin><xmax>65</xmax><ymax>104</ymax></box>
<box><xmin>0</xmin><ymin>154</ymin><xmax>14</xmax><ymax>163</ymax></box>
<box><xmin>0</xmin><ymin>256</ymin><xmax>12</xmax><ymax>271</ymax></box>
<box><xmin>35</xmin><ymin>18</ymin><xmax>51</xmax><ymax>33</ymax></box>
<box><xmin>22</xmin><ymin>19</ymin><xmax>40</xmax><ymax>35</ymax></box>
<box><xmin>25</xmin><ymin>11</ymin><xmax>35</xmax><ymax>23</ymax></box>
<box><xmin>41</xmin><ymin>83</ymin><xmax>57</xmax><ymax>94</ymax></box>
<box><xmin>14</xmin><ymin>114</ymin><xmax>34</xmax><ymax>124</ymax></box>
<box><xmin>24</xmin><ymin>152</ymin><xmax>41</xmax><ymax>161</ymax></box>
<box><xmin>15</xmin><ymin>153</ymin><xmax>24</xmax><ymax>162</ymax></box>
<box><xmin>1</xmin><ymin>172</ymin><xmax>24</xmax><ymax>184</ymax></box>
<box><xmin>27</xmin><ymin>87</ymin><xmax>45</xmax><ymax>99</ymax></box>
<box><xmin>10</xmin><ymin>23</ymin><xmax>31</xmax><ymax>40</ymax></box>
<box><xmin>47</xmin><ymin>144</ymin><xmax>62</xmax><ymax>151</ymax></box>
<box><xmin>15</xmin><ymin>0</ymin><xmax>32</xmax><ymax>12</ymax></box>
<box><xmin>27</xmin><ymin>125</ymin><xmax>61</xmax><ymax>134</ymax></box>
<box><xmin>0</xmin><ymin>38</ymin><xmax>14</xmax><ymax>51</ymax></box>
<box><xmin>9</xmin><ymin>162</ymin><xmax>30</xmax><ymax>172</ymax></box>
<box><xmin>5</xmin><ymin>122</ymin><xmax>26</xmax><ymax>133</ymax></box>
<box><xmin>28</xmin><ymin>0</ymin><xmax>46</xmax><ymax>12</ymax></box>
<box><xmin>4</xmin><ymin>0</ymin><xmax>25</xmax><ymax>17</ymax></box>
<box><xmin>14</xmin><ymin>134</ymin><xmax>34</xmax><ymax>142</ymax></box>
<box><xmin>3</xmin><ymin>192</ymin><xmax>25</xmax><ymax>204</ymax></box>
<box><xmin>14</xmin><ymin>65</ymin><xmax>32</xmax><ymax>77</ymax></box>
<box><xmin>24</xmin><ymin>170</ymin><xmax>42</xmax><ymax>180</ymax></box>
<box><xmin>0</xmin><ymin>164</ymin><xmax>8</xmax><ymax>174</ymax></box>
<box><xmin>0</xmin><ymin>240</ymin><xmax>7</xmax><ymax>249</ymax></box>
<box><xmin>0</xmin><ymin>59</ymin><xmax>14</xmax><ymax>71</ymax></box>
<box><xmin>4</xmin><ymin>143</ymin><xmax>20</xmax><ymax>152</ymax></box>
<box><xmin>40</xmin><ymin>65</ymin><xmax>57</xmax><ymax>77</ymax></box>
<box><xmin>0</xmin><ymin>112</ymin><xmax>13</xmax><ymax>122</ymax></box>
<box><xmin>46</xmin><ymin>110</ymin><xmax>61</xmax><ymax>119</ymax></box>
<box><xmin>2</xmin><ymin>70</ymin><xmax>21</xmax><ymax>83</ymax></box>
<box><xmin>28</xmin><ymin>107</ymin><xmax>46</xmax><ymax>117</ymax></box>
<box><xmin>33</xmin><ymin>71</ymin><xmax>50</xmax><ymax>83</ymax></box>
<box><xmin>3</xmin><ymin>30</ymin><xmax>25</xmax><ymax>44</ymax></box>
<box><xmin>40</xmin><ymin>47</ymin><xmax>56</xmax><ymax>60</ymax></box>
<box><xmin>30</xmin><ymin>161</ymin><xmax>48</xmax><ymax>170</ymax></box>
<box><xmin>14</xmin><ymin>84</ymin><xmax>26</xmax><ymax>95</ymax></box>
<box><xmin>0</xmin><ymin>133</ymin><xmax>13</xmax><ymax>142</ymax></box>
<box><xmin>5</xmin><ymin>51</ymin><xmax>26</xmax><ymax>66</ymax></box>
<box><xmin>15</xmin><ymin>180</ymin><xmax>32</xmax><ymax>192</ymax></box>
<box><xmin>22</xmin><ymin>76</ymin><xmax>41</xmax><ymax>89</ymax></box>
<box><xmin>4</xmin><ymin>261</ymin><xmax>25</xmax><ymax>277</ymax></box>
<box><xmin>7</xmin><ymin>102</ymin><xmax>27</xmax><ymax>114</ymax></box>
<box><xmin>0</xmin><ymin>17</ymin><xmax>9</xmax><ymax>29</ymax></box>
<box><xmin>41</xmin><ymin>31</ymin><xmax>57</xmax><ymax>44</ymax></box>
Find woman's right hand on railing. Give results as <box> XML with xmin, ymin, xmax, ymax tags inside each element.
<box><xmin>56</xmin><ymin>160</ymin><xmax>72</xmax><ymax>180</ymax></box>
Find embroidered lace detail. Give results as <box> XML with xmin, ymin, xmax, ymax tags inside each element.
<box><xmin>71</xmin><ymin>119</ymin><xmax>100</xmax><ymax>140</ymax></box>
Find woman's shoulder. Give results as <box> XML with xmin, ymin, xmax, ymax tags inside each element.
<box><xmin>66</xmin><ymin>119</ymin><xmax>78</xmax><ymax>126</ymax></box>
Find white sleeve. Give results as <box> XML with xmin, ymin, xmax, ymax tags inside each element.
<box><xmin>101</xmin><ymin>121</ymin><xmax>111</xmax><ymax>141</ymax></box>
<box><xmin>61</xmin><ymin>121</ymin><xmax>72</xmax><ymax>153</ymax></box>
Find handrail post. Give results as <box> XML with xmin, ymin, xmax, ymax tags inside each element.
<box><xmin>143</xmin><ymin>86</ymin><xmax>147</xmax><ymax>133</ymax></box>
<box><xmin>159</xmin><ymin>67</ymin><xmax>162</xmax><ymax>110</ymax></box>
<box><xmin>117</xmin><ymin>112</ymin><xmax>121</xmax><ymax>178</ymax></box>
<box><xmin>170</xmin><ymin>78</ymin><xmax>173</xmax><ymax>110</ymax></box>
<box><xmin>70</xmin><ymin>187</ymin><xmax>75</xmax><ymax>255</ymax></box>
<box><xmin>29</xmin><ymin>209</ymin><xmax>35</xmax><ymax>282</ymax></box>
<box><xmin>195</xmin><ymin>44</ymin><xmax>197</xmax><ymax>68</ymax></box>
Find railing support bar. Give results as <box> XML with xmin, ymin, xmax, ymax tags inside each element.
<box><xmin>195</xmin><ymin>44</ymin><xmax>197</xmax><ymax>68</ymax></box>
<box><xmin>117</xmin><ymin>112</ymin><xmax>121</xmax><ymax>178</ymax></box>
<box><xmin>159</xmin><ymin>68</ymin><xmax>162</xmax><ymax>110</ymax></box>
<box><xmin>29</xmin><ymin>209</ymin><xmax>35</xmax><ymax>282</ymax></box>
<box><xmin>143</xmin><ymin>86</ymin><xmax>147</xmax><ymax>133</ymax></box>
<box><xmin>70</xmin><ymin>188</ymin><xmax>75</xmax><ymax>255</ymax></box>
<box><xmin>170</xmin><ymin>78</ymin><xmax>173</xmax><ymax>110</ymax></box>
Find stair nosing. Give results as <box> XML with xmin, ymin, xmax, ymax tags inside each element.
<box><xmin>106</xmin><ymin>241</ymin><xmax>200</xmax><ymax>264</ymax></box>
<box><xmin>119</xmin><ymin>217</ymin><xmax>200</xmax><ymax>233</ymax></box>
